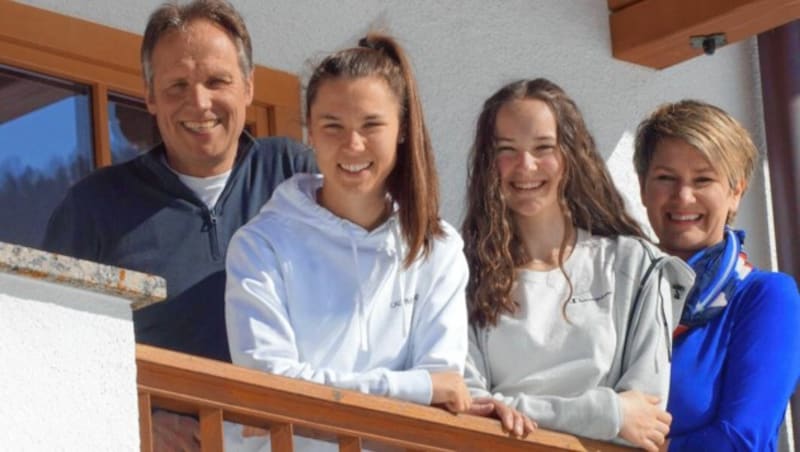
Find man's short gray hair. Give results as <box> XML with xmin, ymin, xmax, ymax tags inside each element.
<box><xmin>141</xmin><ymin>0</ymin><xmax>253</xmax><ymax>88</ymax></box>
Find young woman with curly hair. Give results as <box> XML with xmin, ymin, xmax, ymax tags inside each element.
<box><xmin>462</xmin><ymin>78</ymin><xmax>694</xmax><ymax>451</ymax></box>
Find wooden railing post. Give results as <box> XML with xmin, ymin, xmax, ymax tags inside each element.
<box><xmin>337</xmin><ymin>435</ymin><xmax>361</xmax><ymax>452</ymax></box>
<box><xmin>138</xmin><ymin>392</ymin><xmax>153</xmax><ymax>452</ymax></box>
<box><xmin>270</xmin><ymin>423</ymin><xmax>294</xmax><ymax>452</ymax></box>
<box><xmin>199</xmin><ymin>408</ymin><xmax>224</xmax><ymax>451</ymax></box>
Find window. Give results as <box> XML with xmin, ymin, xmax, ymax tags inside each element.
<box><xmin>0</xmin><ymin>65</ymin><xmax>94</xmax><ymax>248</ymax></box>
<box><xmin>0</xmin><ymin>1</ymin><xmax>302</xmax><ymax>248</ymax></box>
<box><xmin>108</xmin><ymin>93</ymin><xmax>160</xmax><ymax>164</ymax></box>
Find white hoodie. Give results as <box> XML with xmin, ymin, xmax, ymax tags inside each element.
<box><xmin>225</xmin><ymin>173</ymin><xmax>468</xmax><ymax>405</ymax></box>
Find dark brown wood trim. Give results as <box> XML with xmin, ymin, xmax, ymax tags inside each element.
<box><xmin>757</xmin><ymin>20</ymin><xmax>800</xmax><ymax>447</ymax></box>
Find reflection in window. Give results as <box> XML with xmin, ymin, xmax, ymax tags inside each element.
<box><xmin>0</xmin><ymin>64</ymin><xmax>93</xmax><ymax>249</ymax></box>
<box><xmin>108</xmin><ymin>93</ymin><xmax>160</xmax><ymax>164</ymax></box>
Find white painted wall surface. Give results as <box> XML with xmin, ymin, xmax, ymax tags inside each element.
<box><xmin>0</xmin><ymin>272</ymin><xmax>139</xmax><ymax>451</ymax></box>
<box><xmin>17</xmin><ymin>0</ymin><xmax>773</xmax><ymax>267</ymax></box>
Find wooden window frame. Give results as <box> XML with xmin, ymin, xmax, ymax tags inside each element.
<box><xmin>0</xmin><ymin>2</ymin><xmax>302</xmax><ymax>169</ymax></box>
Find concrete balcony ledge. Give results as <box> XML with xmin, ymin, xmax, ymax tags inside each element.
<box><xmin>0</xmin><ymin>241</ymin><xmax>165</xmax><ymax>312</ymax></box>
<box><xmin>0</xmin><ymin>242</ymin><xmax>165</xmax><ymax>451</ymax></box>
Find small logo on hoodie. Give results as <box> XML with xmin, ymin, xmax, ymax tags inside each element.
<box><xmin>390</xmin><ymin>294</ymin><xmax>419</xmax><ymax>308</ymax></box>
<box><xmin>570</xmin><ymin>291</ymin><xmax>611</xmax><ymax>304</ymax></box>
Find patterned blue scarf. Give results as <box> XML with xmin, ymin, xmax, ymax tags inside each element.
<box><xmin>674</xmin><ymin>228</ymin><xmax>752</xmax><ymax>338</ymax></box>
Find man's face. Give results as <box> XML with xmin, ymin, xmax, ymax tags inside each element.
<box><xmin>146</xmin><ymin>19</ymin><xmax>253</xmax><ymax>177</ymax></box>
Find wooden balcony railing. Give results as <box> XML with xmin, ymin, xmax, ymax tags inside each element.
<box><xmin>137</xmin><ymin>345</ymin><xmax>632</xmax><ymax>451</ymax></box>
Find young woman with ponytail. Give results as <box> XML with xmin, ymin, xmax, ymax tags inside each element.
<box><xmin>224</xmin><ymin>34</ymin><xmax>532</xmax><ymax>449</ymax></box>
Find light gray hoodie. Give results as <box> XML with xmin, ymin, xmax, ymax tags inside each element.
<box><xmin>465</xmin><ymin>230</ymin><xmax>694</xmax><ymax>441</ymax></box>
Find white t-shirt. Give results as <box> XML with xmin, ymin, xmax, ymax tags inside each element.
<box><xmin>162</xmin><ymin>155</ymin><xmax>230</xmax><ymax>209</ymax></box>
<box><xmin>489</xmin><ymin>231</ymin><xmax>617</xmax><ymax>398</ymax></box>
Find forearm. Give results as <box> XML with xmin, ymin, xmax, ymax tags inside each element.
<box><xmin>501</xmin><ymin>387</ymin><xmax>622</xmax><ymax>440</ymax></box>
<box><xmin>226</xmin><ymin>287</ymin><xmax>436</xmax><ymax>404</ymax></box>
<box><xmin>235</xmin><ymin>352</ymin><xmax>434</xmax><ymax>404</ymax></box>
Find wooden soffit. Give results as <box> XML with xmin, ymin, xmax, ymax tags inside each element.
<box><xmin>609</xmin><ymin>0</ymin><xmax>800</xmax><ymax>69</ymax></box>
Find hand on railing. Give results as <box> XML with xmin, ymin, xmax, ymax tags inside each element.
<box><xmin>618</xmin><ymin>390</ymin><xmax>672</xmax><ymax>452</ymax></box>
<box><xmin>468</xmin><ymin>396</ymin><xmax>537</xmax><ymax>438</ymax></box>
<box><xmin>430</xmin><ymin>371</ymin><xmax>472</xmax><ymax>412</ymax></box>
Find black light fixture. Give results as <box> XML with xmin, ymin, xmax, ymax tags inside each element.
<box><xmin>689</xmin><ymin>33</ymin><xmax>727</xmax><ymax>55</ymax></box>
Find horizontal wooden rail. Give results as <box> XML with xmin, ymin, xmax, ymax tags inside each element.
<box><xmin>136</xmin><ymin>345</ymin><xmax>631</xmax><ymax>451</ymax></box>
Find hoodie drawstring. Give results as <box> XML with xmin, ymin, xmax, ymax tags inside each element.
<box><xmin>393</xmin><ymin>223</ymin><xmax>411</xmax><ymax>339</ymax></box>
<box><xmin>349</xmin><ymin>238</ymin><xmax>370</xmax><ymax>352</ymax></box>
<box><xmin>398</xmin><ymin>252</ymin><xmax>409</xmax><ymax>337</ymax></box>
<box><xmin>349</xmin><ymin>216</ymin><xmax>409</xmax><ymax>352</ymax></box>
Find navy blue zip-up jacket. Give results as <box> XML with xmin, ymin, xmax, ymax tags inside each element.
<box><xmin>43</xmin><ymin>134</ymin><xmax>316</xmax><ymax>362</ymax></box>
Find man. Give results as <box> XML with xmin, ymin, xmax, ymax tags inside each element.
<box><xmin>43</xmin><ymin>0</ymin><xmax>315</xmax><ymax>363</ymax></box>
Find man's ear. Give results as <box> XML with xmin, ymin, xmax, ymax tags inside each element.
<box><xmin>145</xmin><ymin>85</ymin><xmax>157</xmax><ymax>115</ymax></box>
<box><xmin>244</xmin><ymin>69</ymin><xmax>254</xmax><ymax>106</ymax></box>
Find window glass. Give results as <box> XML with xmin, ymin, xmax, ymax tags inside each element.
<box><xmin>108</xmin><ymin>93</ymin><xmax>160</xmax><ymax>164</ymax></box>
<box><xmin>0</xmin><ymin>64</ymin><xmax>93</xmax><ymax>249</ymax></box>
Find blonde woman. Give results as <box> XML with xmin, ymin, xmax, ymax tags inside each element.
<box><xmin>635</xmin><ymin>99</ymin><xmax>800</xmax><ymax>451</ymax></box>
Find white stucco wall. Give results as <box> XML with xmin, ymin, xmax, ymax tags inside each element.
<box><xmin>17</xmin><ymin>0</ymin><xmax>773</xmax><ymax>268</ymax></box>
<box><xmin>0</xmin><ymin>272</ymin><xmax>139</xmax><ymax>451</ymax></box>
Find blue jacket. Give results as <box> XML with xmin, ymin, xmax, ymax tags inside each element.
<box><xmin>42</xmin><ymin>134</ymin><xmax>316</xmax><ymax>362</ymax></box>
<box><xmin>668</xmin><ymin>268</ymin><xmax>800</xmax><ymax>451</ymax></box>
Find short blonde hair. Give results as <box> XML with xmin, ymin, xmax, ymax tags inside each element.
<box><xmin>634</xmin><ymin>100</ymin><xmax>758</xmax><ymax>196</ymax></box>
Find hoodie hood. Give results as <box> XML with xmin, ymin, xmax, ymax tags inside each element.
<box><xmin>261</xmin><ymin>173</ymin><xmax>404</xmax><ymax>256</ymax></box>
<box><xmin>261</xmin><ymin>173</ymin><xmax>411</xmax><ymax>351</ymax></box>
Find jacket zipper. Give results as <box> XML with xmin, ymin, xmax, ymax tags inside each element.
<box><xmin>205</xmin><ymin>208</ymin><xmax>221</xmax><ymax>260</ymax></box>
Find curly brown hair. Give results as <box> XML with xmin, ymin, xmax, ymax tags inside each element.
<box><xmin>462</xmin><ymin>78</ymin><xmax>646</xmax><ymax>328</ymax></box>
